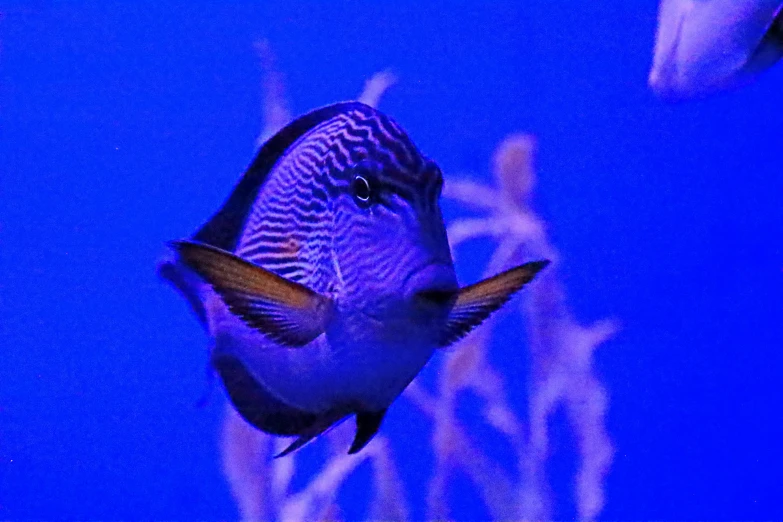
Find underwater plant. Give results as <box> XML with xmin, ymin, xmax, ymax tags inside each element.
<box><xmin>437</xmin><ymin>134</ymin><xmax>617</xmax><ymax>521</ymax></box>
<box><xmin>160</xmin><ymin>42</ymin><xmax>616</xmax><ymax>521</ymax></box>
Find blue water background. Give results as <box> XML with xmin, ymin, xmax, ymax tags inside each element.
<box><xmin>2</xmin><ymin>3</ymin><xmax>782</xmax><ymax>519</ymax></box>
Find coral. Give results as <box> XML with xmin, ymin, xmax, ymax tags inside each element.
<box><xmin>442</xmin><ymin>134</ymin><xmax>617</xmax><ymax>521</ymax></box>
<box><xmin>209</xmin><ymin>43</ymin><xmax>616</xmax><ymax>521</ymax></box>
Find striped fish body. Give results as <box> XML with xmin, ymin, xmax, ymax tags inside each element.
<box><xmin>162</xmin><ymin>102</ymin><xmax>548</xmax><ymax>455</ymax></box>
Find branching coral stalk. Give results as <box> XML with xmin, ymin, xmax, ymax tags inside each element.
<box><xmin>358</xmin><ymin>70</ymin><xmax>398</xmax><ymax>109</ymax></box>
<box><xmin>222</xmin><ymin>406</ymin><xmax>273</xmax><ymax>521</ymax></box>
<box><xmin>254</xmin><ymin>40</ymin><xmax>292</xmax><ymax>146</ymax></box>
<box><xmin>405</xmin><ymin>378</ymin><xmax>519</xmax><ymax>521</ymax></box>
<box><xmin>441</xmin><ymin>134</ymin><xmax>617</xmax><ymax>521</ymax></box>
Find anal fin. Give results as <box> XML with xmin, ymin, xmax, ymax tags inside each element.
<box><xmin>274</xmin><ymin>408</ymin><xmax>388</xmax><ymax>457</ymax></box>
<box><xmin>274</xmin><ymin>412</ymin><xmax>349</xmax><ymax>458</ymax></box>
<box><xmin>275</xmin><ymin>433</ymin><xmax>321</xmax><ymax>459</ymax></box>
<box><xmin>348</xmin><ymin>409</ymin><xmax>387</xmax><ymax>454</ymax></box>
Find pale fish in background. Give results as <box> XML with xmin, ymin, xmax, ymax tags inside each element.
<box><xmin>161</xmin><ymin>101</ymin><xmax>548</xmax><ymax>456</ymax></box>
<box><xmin>649</xmin><ymin>0</ymin><xmax>783</xmax><ymax>100</ymax></box>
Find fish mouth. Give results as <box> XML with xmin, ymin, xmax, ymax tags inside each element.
<box><xmin>404</xmin><ymin>263</ymin><xmax>458</xmax><ymax>307</ymax></box>
<box><xmin>415</xmin><ymin>288</ymin><xmax>457</xmax><ymax>306</ymax></box>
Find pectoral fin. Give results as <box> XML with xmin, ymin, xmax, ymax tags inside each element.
<box><xmin>439</xmin><ymin>260</ymin><xmax>549</xmax><ymax>347</ymax></box>
<box><xmin>170</xmin><ymin>240</ymin><xmax>333</xmax><ymax>347</ymax></box>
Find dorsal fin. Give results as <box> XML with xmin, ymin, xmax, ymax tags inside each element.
<box><xmin>193</xmin><ymin>101</ymin><xmax>375</xmax><ymax>251</ymax></box>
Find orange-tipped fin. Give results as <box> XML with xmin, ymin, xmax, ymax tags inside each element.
<box><xmin>439</xmin><ymin>260</ymin><xmax>549</xmax><ymax>347</ymax></box>
<box><xmin>170</xmin><ymin>240</ymin><xmax>333</xmax><ymax>347</ymax></box>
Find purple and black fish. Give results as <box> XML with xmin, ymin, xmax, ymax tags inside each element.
<box><xmin>160</xmin><ymin>102</ymin><xmax>548</xmax><ymax>456</ymax></box>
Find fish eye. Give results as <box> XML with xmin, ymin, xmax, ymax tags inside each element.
<box><xmin>351</xmin><ymin>174</ymin><xmax>373</xmax><ymax>206</ymax></box>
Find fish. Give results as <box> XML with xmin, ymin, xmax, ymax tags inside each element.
<box><xmin>159</xmin><ymin>101</ymin><xmax>549</xmax><ymax>457</ymax></box>
<box><xmin>649</xmin><ymin>0</ymin><xmax>783</xmax><ymax>100</ymax></box>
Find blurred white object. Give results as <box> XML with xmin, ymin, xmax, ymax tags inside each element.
<box><xmin>649</xmin><ymin>0</ymin><xmax>783</xmax><ymax>100</ymax></box>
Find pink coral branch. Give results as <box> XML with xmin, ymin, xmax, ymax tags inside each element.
<box><xmin>443</xmin><ymin>178</ymin><xmax>501</xmax><ymax>212</ymax></box>
<box><xmin>254</xmin><ymin>40</ymin><xmax>293</xmax><ymax>146</ymax></box>
<box><xmin>221</xmin><ymin>406</ymin><xmax>272</xmax><ymax>522</ymax></box>
<box><xmin>358</xmin><ymin>70</ymin><xmax>397</xmax><ymax>108</ymax></box>
<box><xmin>367</xmin><ymin>436</ymin><xmax>409</xmax><ymax>521</ymax></box>
<box><xmin>440</xmin><ymin>133</ymin><xmax>616</xmax><ymax>520</ymax></box>
<box><xmin>279</xmin><ymin>449</ymin><xmax>372</xmax><ymax>522</ymax></box>
<box><xmin>405</xmin><ymin>381</ymin><xmax>518</xmax><ymax>520</ymax></box>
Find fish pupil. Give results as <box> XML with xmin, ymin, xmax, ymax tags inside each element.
<box><xmin>351</xmin><ymin>174</ymin><xmax>373</xmax><ymax>206</ymax></box>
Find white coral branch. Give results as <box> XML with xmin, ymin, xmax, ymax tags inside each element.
<box><xmin>279</xmin><ymin>451</ymin><xmax>371</xmax><ymax>522</ymax></box>
<box><xmin>358</xmin><ymin>70</ymin><xmax>398</xmax><ymax>108</ymax></box>
<box><xmin>221</xmin><ymin>406</ymin><xmax>272</xmax><ymax>522</ymax></box>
